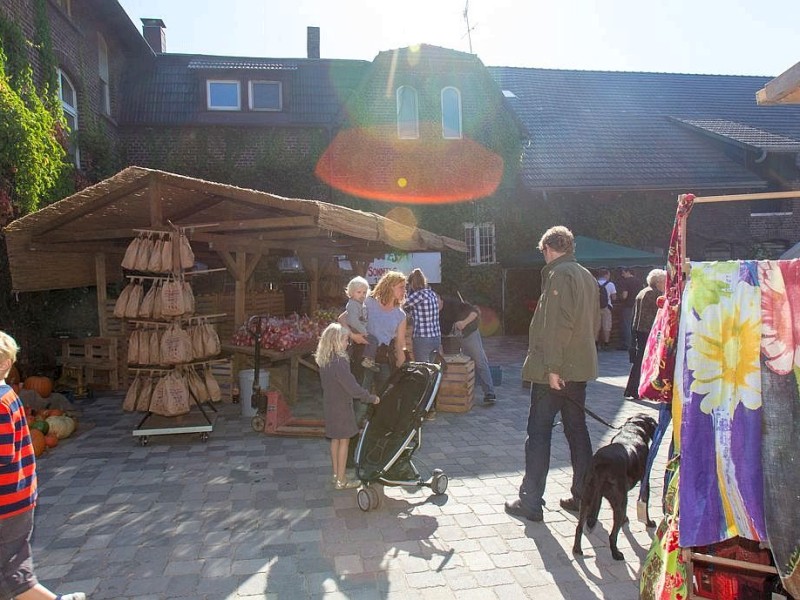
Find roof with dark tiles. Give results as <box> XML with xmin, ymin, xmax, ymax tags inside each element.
<box><xmin>487</xmin><ymin>67</ymin><xmax>800</xmax><ymax>191</ymax></box>
<box><xmin>120</xmin><ymin>54</ymin><xmax>369</xmax><ymax>126</ymax></box>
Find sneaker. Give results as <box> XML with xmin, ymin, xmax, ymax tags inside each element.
<box><xmin>361</xmin><ymin>357</ymin><xmax>381</xmax><ymax>373</ymax></box>
<box><xmin>334</xmin><ymin>478</ymin><xmax>360</xmax><ymax>490</ymax></box>
<box><xmin>504</xmin><ymin>499</ymin><xmax>543</xmax><ymax>521</ymax></box>
<box><xmin>559</xmin><ymin>497</ymin><xmax>580</xmax><ymax>512</ymax></box>
<box><xmin>425</xmin><ymin>410</ymin><xmax>437</xmax><ymax>421</ymax></box>
<box><xmin>483</xmin><ymin>393</ymin><xmax>496</xmax><ymax>404</ymax></box>
<box><xmin>56</xmin><ymin>594</ymin><xmax>87</xmax><ymax>600</ymax></box>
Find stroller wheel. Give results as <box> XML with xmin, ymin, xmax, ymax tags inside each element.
<box><xmin>251</xmin><ymin>414</ymin><xmax>265</xmax><ymax>432</ymax></box>
<box><xmin>357</xmin><ymin>487</ymin><xmax>372</xmax><ymax>512</ymax></box>
<box><xmin>431</xmin><ymin>470</ymin><xmax>448</xmax><ymax>495</ymax></box>
<box><xmin>366</xmin><ymin>485</ymin><xmax>381</xmax><ymax>509</ymax></box>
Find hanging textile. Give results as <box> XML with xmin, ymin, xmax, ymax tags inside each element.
<box><xmin>677</xmin><ymin>260</ymin><xmax>766</xmax><ymax>547</ymax></box>
<box><xmin>758</xmin><ymin>259</ymin><xmax>800</xmax><ymax>598</ymax></box>
<box><xmin>639</xmin><ymin>457</ymin><xmax>689</xmax><ymax>600</ymax></box>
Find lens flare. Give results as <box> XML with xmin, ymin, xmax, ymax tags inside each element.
<box><xmin>315</xmin><ymin>124</ymin><xmax>504</xmax><ymax>204</ymax></box>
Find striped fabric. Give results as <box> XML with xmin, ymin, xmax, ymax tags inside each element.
<box><xmin>0</xmin><ymin>384</ymin><xmax>38</xmax><ymax>519</ymax></box>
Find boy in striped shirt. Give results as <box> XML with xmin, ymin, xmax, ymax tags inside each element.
<box><xmin>0</xmin><ymin>331</ymin><xmax>85</xmax><ymax>600</ymax></box>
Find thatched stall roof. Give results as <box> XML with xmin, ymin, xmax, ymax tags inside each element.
<box><xmin>4</xmin><ymin>166</ymin><xmax>466</xmax><ymax>293</ymax></box>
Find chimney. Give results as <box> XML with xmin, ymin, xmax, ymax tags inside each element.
<box><xmin>307</xmin><ymin>26</ymin><xmax>320</xmax><ymax>59</ymax></box>
<box><xmin>141</xmin><ymin>18</ymin><xmax>166</xmax><ymax>54</ymax></box>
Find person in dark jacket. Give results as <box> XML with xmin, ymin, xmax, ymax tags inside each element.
<box><xmin>315</xmin><ymin>324</ymin><xmax>380</xmax><ymax>490</ymax></box>
<box><xmin>623</xmin><ymin>268</ymin><xmax>666</xmax><ymax>399</ymax></box>
<box><xmin>438</xmin><ymin>294</ymin><xmax>496</xmax><ymax>403</ymax></box>
<box><xmin>505</xmin><ymin>226</ymin><xmax>600</xmax><ymax>522</ymax></box>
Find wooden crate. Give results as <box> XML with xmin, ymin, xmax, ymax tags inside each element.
<box><xmin>436</xmin><ymin>353</ymin><xmax>474</xmax><ymax>413</ymax></box>
<box><xmin>60</xmin><ymin>336</ymin><xmax>124</xmax><ymax>391</ymax></box>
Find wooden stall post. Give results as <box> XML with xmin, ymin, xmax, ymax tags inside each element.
<box><xmin>95</xmin><ymin>252</ymin><xmax>108</xmax><ymax>336</ymax></box>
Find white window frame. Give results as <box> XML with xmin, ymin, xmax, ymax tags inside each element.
<box><xmin>206</xmin><ymin>80</ymin><xmax>241</xmax><ymax>111</ymax></box>
<box><xmin>58</xmin><ymin>69</ymin><xmax>80</xmax><ymax>167</ymax></box>
<box><xmin>464</xmin><ymin>222</ymin><xmax>496</xmax><ymax>265</ymax></box>
<box><xmin>396</xmin><ymin>85</ymin><xmax>419</xmax><ymax>139</ymax></box>
<box><xmin>441</xmin><ymin>86</ymin><xmax>462</xmax><ymax>139</ymax></box>
<box><xmin>98</xmin><ymin>33</ymin><xmax>111</xmax><ymax>116</ymax></box>
<box><xmin>249</xmin><ymin>80</ymin><xmax>282</xmax><ymax>111</ymax></box>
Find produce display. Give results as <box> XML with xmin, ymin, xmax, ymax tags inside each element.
<box><xmin>23</xmin><ymin>407</ymin><xmax>78</xmax><ymax>457</ymax></box>
<box><xmin>229</xmin><ymin>310</ymin><xmax>338</xmax><ymax>352</ymax></box>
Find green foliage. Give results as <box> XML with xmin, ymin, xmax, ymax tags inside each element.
<box><xmin>33</xmin><ymin>0</ymin><xmax>60</xmax><ymax>114</ymax></box>
<box><xmin>77</xmin><ymin>119</ymin><xmax>120</xmax><ymax>182</ymax></box>
<box><xmin>0</xmin><ymin>50</ymin><xmax>67</xmax><ymax>217</ymax></box>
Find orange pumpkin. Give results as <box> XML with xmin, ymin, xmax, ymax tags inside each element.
<box><xmin>23</xmin><ymin>376</ymin><xmax>53</xmax><ymax>399</ymax></box>
<box><xmin>29</xmin><ymin>429</ymin><xmax>47</xmax><ymax>457</ymax></box>
<box><xmin>44</xmin><ymin>433</ymin><xmax>59</xmax><ymax>448</ymax></box>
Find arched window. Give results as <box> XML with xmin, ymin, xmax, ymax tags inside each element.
<box><xmin>98</xmin><ymin>33</ymin><xmax>110</xmax><ymax>115</ymax></box>
<box><xmin>396</xmin><ymin>86</ymin><xmax>419</xmax><ymax>139</ymax></box>
<box><xmin>441</xmin><ymin>87</ymin><xmax>462</xmax><ymax>139</ymax></box>
<box><xmin>58</xmin><ymin>69</ymin><xmax>79</xmax><ymax>166</ymax></box>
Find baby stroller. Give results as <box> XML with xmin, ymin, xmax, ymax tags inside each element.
<box><xmin>352</xmin><ymin>356</ymin><xmax>449</xmax><ymax>512</ymax></box>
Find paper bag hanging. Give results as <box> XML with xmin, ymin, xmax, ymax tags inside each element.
<box><xmin>114</xmin><ymin>282</ymin><xmax>135</xmax><ymax>318</ymax></box>
<box><xmin>160</xmin><ymin>277</ymin><xmax>186</xmax><ymax>317</ymax></box>
<box><xmin>121</xmin><ymin>236</ymin><xmax>142</xmax><ymax>270</ymax></box>
<box><xmin>123</xmin><ymin>376</ymin><xmax>141</xmax><ymax>412</ymax></box>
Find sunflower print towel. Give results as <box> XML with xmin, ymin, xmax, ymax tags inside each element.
<box><xmin>677</xmin><ymin>260</ymin><xmax>766</xmax><ymax>547</ymax></box>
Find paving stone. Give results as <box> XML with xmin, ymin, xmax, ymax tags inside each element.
<box><xmin>29</xmin><ymin>338</ymin><xmax>663</xmax><ymax>599</ymax></box>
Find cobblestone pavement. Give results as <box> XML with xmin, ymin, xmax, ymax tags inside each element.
<box><xmin>31</xmin><ymin>337</ymin><xmax>670</xmax><ymax>599</ymax></box>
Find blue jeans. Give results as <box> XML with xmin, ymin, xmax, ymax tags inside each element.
<box><xmin>412</xmin><ymin>336</ymin><xmax>441</xmax><ymax>363</ymax></box>
<box><xmin>519</xmin><ymin>382</ymin><xmax>593</xmax><ymax>510</ymax></box>
<box><xmin>460</xmin><ymin>330</ymin><xmax>494</xmax><ymax>396</ymax></box>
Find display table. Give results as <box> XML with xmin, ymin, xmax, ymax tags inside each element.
<box><xmin>221</xmin><ymin>342</ymin><xmax>318</xmax><ymax>404</ymax></box>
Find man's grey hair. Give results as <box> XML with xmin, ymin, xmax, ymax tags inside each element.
<box><xmin>647</xmin><ymin>268</ymin><xmax>667</xmax><ymax>287</ymax></box>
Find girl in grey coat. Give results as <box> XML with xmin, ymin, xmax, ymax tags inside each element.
<box><xmin>316</xmin><ymin>323</ymin><xmax>380</xmax><ymax>490</ymax></box>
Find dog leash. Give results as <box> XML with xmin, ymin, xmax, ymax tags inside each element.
<box><xmin>564</xmin><ymin>394</ymin><xmax>621</xmax><ymax>430</ymax></box>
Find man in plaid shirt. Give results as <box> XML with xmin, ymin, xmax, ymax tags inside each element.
<box><xmin>403</xmin><ymin>268</ymin><xmax>442</xmax><ymax>363</ymax></box>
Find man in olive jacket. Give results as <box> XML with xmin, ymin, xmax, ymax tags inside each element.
<box><xmin>505</xmin><ymin>226</ymin><xmax>600</xmax><ymax>521</ymax></box>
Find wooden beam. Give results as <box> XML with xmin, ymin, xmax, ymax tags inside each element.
<box><xmin>167</xmin><ymin>196</ymin><xmax>225</xmax><ymax>223</ymax></box>
<box><xmin>95</xmin><ymin>253</ymin><xmax>108</xmax><ymax>336</ymax></box>
<box><xmin>695</xmin><ymin>190</ymin><xmax>800</xmax><ymax>203</ymax></box>
<box><xmin>148</xmin><ymin>178</ymin><xmax>163</xmax><ymax>227</ymax></box>
<box><xmin>245</xmin><ymin>253</ymin><xmax>263</xmax><ymax>281</ymax></box>
<box><xmin>192</xmin><ymin>232</ymin><xmax>289</xmax><ymax>253</ymax></box>
<box><xmin>28</xmin><ymin>242</ymin><xmax>127</xmax><ymax>254</ymax></box>
<box><xmin>216</xmin><ymin>250</ymin><xmax>237</xmax><ymax>274</ymax></box>
<box><xmin>756</xmin><ymin>60</ymin><xmax>800</xmax><ymax>105</ymax></box>
<box><xmin>179</xmin><ymin>216</ymin><xmax>316</xmax><ymax>233</ymax></box>
<box><xmin>44</xmin><ymin>227</ymin><xmax>158</xmax><ymax>243</ymax></box>
<box><xmin>235</xmin><ymin>252</ymin><xmax>246</xmax><ymax>328</ymax></box>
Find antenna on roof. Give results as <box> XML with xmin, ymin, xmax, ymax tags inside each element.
<box><xmin>463</xmin><ymin>0</ymin><xmax>477</xmax><ymax>54</ymax></box>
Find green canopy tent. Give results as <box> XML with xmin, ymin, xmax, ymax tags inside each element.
<box><xmin>503</xmin><ymin>235</ymin><xmax>665</xmax><ymax>269</ymax></box>
<box><xmin>500</xmin><ymin>236</ymin><xmax>664</xmax><ymax>334</ymax></box>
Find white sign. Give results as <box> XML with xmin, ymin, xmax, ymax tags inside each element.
<box><xmin>365</xmin><ymin>252</ymin><xmax>441</xmax><ymax>284</ymax></box>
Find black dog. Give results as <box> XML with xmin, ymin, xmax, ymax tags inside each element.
<box><xmin>572</xmin><ymin>413</ymin><xmax>657</xmax><ymax>561</ymax></box>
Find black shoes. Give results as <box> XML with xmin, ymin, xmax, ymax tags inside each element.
<box><xmin>504</xmin><ymin>499</ymin><xmax>543</xmax><ymax>521</ymax></box>
<box><xmin>484</xmin><ymin>393</ymin><xmax>496</xmax><ymax>404</ymax></box>
<box><xmin>559</xmin><ymin>497</ymin><xmax>580</xmax><ymax>512</ymax></box>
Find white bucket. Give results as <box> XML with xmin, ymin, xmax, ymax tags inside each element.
<box><xmin>238</xmin><ymin>369</ymin><xmax>269</xmax><ymax>418</ymax></box>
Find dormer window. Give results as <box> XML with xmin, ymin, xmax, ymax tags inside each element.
<box><xmin>441</xmin><ymin>87</ymin><xmax>462</xmax><ymax>139</ymax></box>
<box><xmin>249</xmin><ymin>81</ymin><xmax>282</xmax><ymax>111</ymax></box>
<box><xmin>207</xmin><ymin>80</ymin><xmax>240</xmax><ymax>111</ymax></box>
<box><xmin>396</xmin><ymin>86</ymin><xmax>419</xmax><ymax>139</ymax></box>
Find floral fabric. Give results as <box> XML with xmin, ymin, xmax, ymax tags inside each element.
<box><xmin>677</xmin><ymin>260</ymin><xmax>766</xmax><ymax>547</ymax></box>
<box><xmin>758</xmin><ymin>259</ymin><xmax>800</xmax><ymax>598</ymax></box>
<box><xmin>640</xmin><ymin>457</ymin><xmax>688</xmax><ymax>600</ymax></box>
<box><xmin>639</xmin><ymin>193</ymin><xmax>694</xmax><ymax>402</ymax></box>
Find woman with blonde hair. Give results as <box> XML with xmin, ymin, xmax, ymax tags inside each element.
<box><xmin>356</xmin><ymin>271</ymin><xmax>408</xmax><ymax>372</ymax></box>
<box><xmin>315</xmin><ymin>323</ymin><xmax>379</xmax><ymax>489</ymax></box>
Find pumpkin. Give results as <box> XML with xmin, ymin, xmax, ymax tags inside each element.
<box><xmin>30</xmin><ymin>419</ymin><xmax>49</xmax><ymax>436</ymax></box>
<box><xmin>23</xmin><ymin>376</ymin><xmax>53</xmax><ymax>399</ymax></box>
<box><xmin>44</xmin><ymin>433</ymin><xmax>59</xmax><ymax>448</ymax></box>
<box><xmin>29</xmin><ymin>429</ymin><xmax>46</xmax><ymax>457</ymax></box>
<box><xmin>45</xmin><ymin>416</ymin><xmax>76</xmax><ymax>439</ymax></box>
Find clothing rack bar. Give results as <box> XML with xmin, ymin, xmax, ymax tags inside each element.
<box><xmin>694</xmin><ymin>190</ymin><xmax>800</xmax><ymax>203</ymax></box>
<box><xmin>128</xmin><ymin>313</ymin><xmax>226</xmax><ymax>326</ymax></box>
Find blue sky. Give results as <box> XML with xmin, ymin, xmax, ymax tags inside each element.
<box><xmin>118</xmin><ymin>0</ymin><xmax>798</xmax><ymax>76</ymax></box>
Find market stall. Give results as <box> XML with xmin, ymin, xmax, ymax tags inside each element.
<box><xmin>640</xmin><ymin>191</ymin><xmax>799</xmax><ymax>600</ymax></box>
<box><xmin>3</xmin><ymin>167</ymin><xmax>465</xmax><ymax>406</ymax></box>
